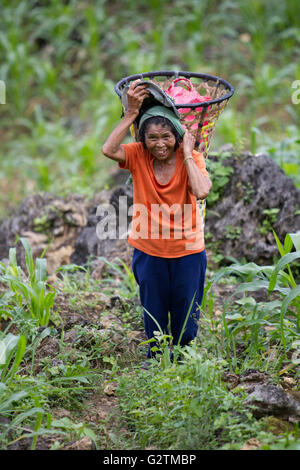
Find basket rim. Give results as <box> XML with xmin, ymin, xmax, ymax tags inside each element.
<box><xmin>114</xmin><ymin>70</ymin><xmax>234</xmax><ymax>108</ymax></box>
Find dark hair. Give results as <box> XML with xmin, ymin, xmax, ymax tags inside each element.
<box><xmin>138</xmin><ymin>116</ymin><xmax>182</xmax><ymax>151</ymax></box>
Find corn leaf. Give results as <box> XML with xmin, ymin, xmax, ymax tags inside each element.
<box><xmin>281</xmin><ymin>285</ymin><xmax>300</xmax><ymax>317</ymax></box>
<box><xmin>35</xmin><ymin>258</ymin><xmax>47</xmax><ymax>282</ymax></box>
<box><xmin>268</xmin><ymin>251</ymin><xmax>300</xmax><ymax>293</ymax></box>
<box><xmin>20</xmin><ymin>237</ymin><xmax>35</xmax><ymax>282</ymax></box>
<box><xmin>0</xmin><ymin>333</ymin><xmax>20</xmax><ymax>366</ymax></box>
<box><xmin>273</xmin><ymin>230</ymin><xmax>286</xmax><ymax>257</ymax></box>
<box><xmin>289</xmin><ymin>232</ymin><xmax>300</xmax><ymax>251</ymax></box>
<box><xmin>5</xmin><ymin>335</ymin><xmax>26</xmax><ymax>383</ymax></box>
<box><xmin>284</xmin><ymin>233</ymin><xmax>294</xmax><ymax>254</ymax></box>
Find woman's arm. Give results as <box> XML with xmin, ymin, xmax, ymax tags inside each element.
<box><xmin>102</xmin><ymin>81</ymin><xmax>149</xmax><ymax>163</ymax></box>
<box><xmin>183</xmin><ymin>131</ymin><xmax>212</xmax><ymax>200</ymax></box>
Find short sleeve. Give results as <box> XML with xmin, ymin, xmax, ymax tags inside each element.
<box><xmin>192</xmin><ymin>150</ymin><xmax>209</xmax><ymax>177</ymax></box>
<box><xmin>119</xmin><ymin>142</ymin><xmax>143</xmax><ymax>173</ymax></box>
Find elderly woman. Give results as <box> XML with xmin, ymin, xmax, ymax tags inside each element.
<box><xmin>102</xmin><ymin>80</ymin><xmax>212</xmax><ymax>362</ymax></box>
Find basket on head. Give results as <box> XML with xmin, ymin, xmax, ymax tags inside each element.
<box><xmin>115</xmin><ymin>70</ymin><xmax>234</xmax><ymax>157</ymax></box>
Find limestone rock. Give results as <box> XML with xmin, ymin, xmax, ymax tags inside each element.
<box><xmin>0</xmin><ymin>192</ymin><xmax>88</xmax><ymax>275</ymax></box>
<box><xmin>245</xmin><ymin>383</ymin><xmax>300</xmax><ymax>421</ymax></box>
<box><xmin>205</xmin><ymin>151</ymin><xmax>300</xmax><ymax>264</ymax></box>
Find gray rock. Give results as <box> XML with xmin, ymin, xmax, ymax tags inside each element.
<box><xmin>70</xmin><ymin>184</ymin><xmax>133</xmax><ymax>267</ymax></box>
<box><xmin>245</xmin><ymin>383</ymin><xmax>300</xmax><ymax>420</ymax></box>
<box><xmin>0</xmin><ymin>192</ymin><xmax>88</xmax><ymax>274</ymax></box>
<box><xmin>205</xmin><ymin>151</ymin><xmax>300</xmax><ymax>264</ymax></box>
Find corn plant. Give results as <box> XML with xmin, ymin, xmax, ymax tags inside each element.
<box><xmin>270</xmin><ymin>231</ymin><xmax>300</xmax><ymax>347</ymax></box>
<box><xmin>0</xmin><ymin>332</ymin><xmax>26</xmax><ymax>385</ymax></box>
<box><xmin>2</xmin><ymin>238</ymin><xmax>56</xmax><ymax>327</ymax></box>
<box><xmin>203</xmin><ymin>231</ymin><xmax>300</xmax><ymax>369</ymax></box>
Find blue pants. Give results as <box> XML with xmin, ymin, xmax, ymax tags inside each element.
<box><xmin>132</xmin><ymin>248</ymin><xmax>207</xmax><ymax>358</ymax></box>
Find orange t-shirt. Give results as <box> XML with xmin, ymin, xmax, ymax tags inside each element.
<box><xmin>119</xmin><ymin>142</ymin><xmax>209</xmax><ymax>258</ymax></box>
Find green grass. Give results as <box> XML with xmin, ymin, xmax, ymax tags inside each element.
<box><xmin>117</xmin><ymin>348</ymin><xmax>264</xmax><ymax>450</ymax></box>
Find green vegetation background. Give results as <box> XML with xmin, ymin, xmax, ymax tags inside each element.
<box><xmin>1</xmin><ymin>1</ymin><xmax>300</xmax><ymax>450</ymax></box>
<box><xmin>0</xmin><ymin>0</ymin><xmax>300</xmax><ymax>221</ymax></box>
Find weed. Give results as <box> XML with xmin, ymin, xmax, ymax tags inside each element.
<box><xmin>258</xmin><ymin>208</ymin><xmax>280</xmax><ymax>236</ymax></box>
<box><xmin>242</xmin><ymin>182</ymin><xmax>255</xmax><ymax>204</ymax></box>
<box><xmin>97</xmin><ymin>257</ymin><xmax>138</xmax><ymax>299</ymax></box>
<box><xmin>206</xmin><ymin>151</ymin><xmax>234</xmax><ymax>206</ymax></box>
<box><xmin>225</xmin><ymin>225</ymin><xmax>242</xmax><ymax>241</ymax></box>
<box><xmin>117</xmin><ymin>345</ymin><xmax>266</xmax><ymax>450</ymax></box>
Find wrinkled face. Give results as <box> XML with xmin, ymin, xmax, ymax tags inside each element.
<box><xmin>144</xmin><ymin>123</ymin><xmax>176</xmax><ymax>161</ymax></box>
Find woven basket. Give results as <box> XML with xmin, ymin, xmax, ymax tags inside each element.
<box><xmin>115</xmin><ymin>70</ymin><xmax>234</xmax><ymax>157</ymax></box>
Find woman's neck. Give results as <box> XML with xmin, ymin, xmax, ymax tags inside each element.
<box><xmin>153</xmin><ymin>151</ymin><xmax>177</xmax><ymax>167</ymax></box>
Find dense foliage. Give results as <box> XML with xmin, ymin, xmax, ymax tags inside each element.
<box><xmin>0</xmin><ymin>0</ymin><xmax>299</xmax><ymax>219</ymax></box>
<box><xmin>0</xmin><ymin>0</ymin><xmax>299</xmax><ymax>451</ymax></box>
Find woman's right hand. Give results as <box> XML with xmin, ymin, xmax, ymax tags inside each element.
<box><xmin>102</xmin><ymin>81</ymin><xmax>149</xmax><ymax>163</ymax></box>
<box><xmin>126</xmin><ymin>80</ymin><xmax>149</xmax><ymax>117</ymax></box>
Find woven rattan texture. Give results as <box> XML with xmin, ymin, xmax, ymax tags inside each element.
<box><xmin>129</xmin><ymin>76</ymin><xmax>230</xmax><ymax>156</ymax></box>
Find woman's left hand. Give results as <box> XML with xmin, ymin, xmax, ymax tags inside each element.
<box><xmin>182</xmin><ymin>130</ymin><xmax>212</xmax><ymax>199</ymax></box>
<box><xmin>183</xmin><ymin>130</ymin><xmax>196</xmax><ymax>157</ymax></box>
